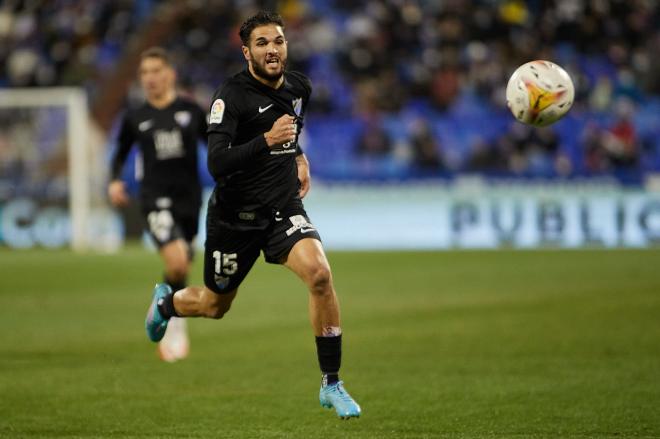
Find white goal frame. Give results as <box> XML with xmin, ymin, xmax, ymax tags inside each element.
<box><xmin>0</xmin><ymin>87</ymin><xmax>90</xmax><ymax>250</ymax></box>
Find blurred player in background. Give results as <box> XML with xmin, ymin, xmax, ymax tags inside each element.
<box><xmin>144</xmin><ymin>12</ymin><xmax>361</xmax><ymax>419</ymax></box>
<box><xmin>109</xmin><ymin>47</ymin><xmax>208</xmax><ymax>362</ymax></box>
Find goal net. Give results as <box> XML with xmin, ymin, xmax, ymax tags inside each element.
<box><xmin>0</xmin><ymin>87</ymin><xmax>122</xmax><ymax>251</ymax></box>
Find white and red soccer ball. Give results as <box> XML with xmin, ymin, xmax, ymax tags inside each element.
<box><xmin>505</xmin><ymin>60</ymin><xmax>575</xmax><ymax>127</ymax></box>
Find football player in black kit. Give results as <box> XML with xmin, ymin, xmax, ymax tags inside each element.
<box><xmin>144</xmin><ymin>12</ymin><xmax>361</xmax><ymax>419</ymax></box>
<box><xmin>109</xmin><ymin>47</ymin><xmax>208</xmax><ymax>362</ymax></box>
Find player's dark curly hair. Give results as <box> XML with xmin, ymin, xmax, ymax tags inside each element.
<box><xmin>239</xmin><ymin>11</ymin><xmax>285</xmax><ymax>46</ymax></box>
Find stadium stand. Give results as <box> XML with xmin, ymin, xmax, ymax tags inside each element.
<box><xmin>1</xmin><ymin>0</ymin><xmax>659</xmax><ymax>184</ymax></box>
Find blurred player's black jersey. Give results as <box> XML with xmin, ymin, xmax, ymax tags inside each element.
<box><xmin>111</xmin><ymin>97</ymin><xmax>208</xmax><ymax>211</ymax></box>
<box><xmin>207</xmin><ymin>69</ymin><xmax>311</xmax><ymax>229</ymax></box>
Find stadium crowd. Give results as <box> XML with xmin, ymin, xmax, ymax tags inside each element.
<box><xmin>1</xmin><ymin>0</ymin><xmax>659</xmax><ymax>181</ymax></box>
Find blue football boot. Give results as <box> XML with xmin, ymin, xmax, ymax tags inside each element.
<box><xmin>319</xmin><ymin>381</ymin><xmax>361</xmax><ymax>419</ymax></box>
<box><xmin>145</xmin><ymin>283</ymin><xmax>171</xmax><ymax>342</ymax></box>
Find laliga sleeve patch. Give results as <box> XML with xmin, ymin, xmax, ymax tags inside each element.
<box><xmin>209</xmin><ymin>99</ymin><xmax>225</xmax><ymax>124</ymax></box>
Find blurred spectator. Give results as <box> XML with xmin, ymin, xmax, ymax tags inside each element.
<box><xmin>603</xmin><ymin>100</ymin><xmax>639</xmax><ymax>168</ymax></box>
<box><xmin>409</xmin><ymin>118</ymin><xmax>444</xmax><ymax>171</ymax></box>
<box><xmin>476</xmin><ymin>123</ymin><xmax>568</xmax><ymax>177</ymax></box>
<box><xmin>467</xmin><ymin>138</ymin><xmax>506</xmax><ymax>173</ymax></box>
<box><xmin>588</xmin><ymin>75</ymin><xmax>613</xmax><ymax>112</ymax></box>
<box><xmin>430</xmin><ymin>66</ymin><xmax>461</xmax><ymax>111</ymax></box>
<box><xmin>584</xmin><ymin>98</ymin><xmax>640</xmax><ymax>172</ymax></box>
<box><xmin>355</xmin><ymin>117</ymin><xmax>393</xmax><ymax>156</ymax></box>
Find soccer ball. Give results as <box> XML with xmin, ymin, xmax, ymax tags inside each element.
<box><xmin>505</xmin><ymin>60</ymin><xmax>574</xmax><ymax>127</ymax></box>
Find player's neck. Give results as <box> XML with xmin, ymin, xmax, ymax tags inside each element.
<box><xmin>147</xmin><ymin>89</ymin><xmax>177</xmax><ymax>109</ymax></box>
<box><xmin>248</xmin><ymin>64</ymin><xmax>284</xmax><ymax>89</ymax></box>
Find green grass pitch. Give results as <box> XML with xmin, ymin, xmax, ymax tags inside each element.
<box><xmin>1</xmin><ymin>246</ymin><xmax>659</xmax><ymax>438</ymax></box>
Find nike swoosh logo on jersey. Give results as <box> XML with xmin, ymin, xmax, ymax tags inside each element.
<box><xmin>258</xmin><ymin>104</ymin><xmax>273</xmax><ymax>114</ymax></box>
<box><xmin>139</xmin><ymin>120</ymin><xmax>153</xmax><ymax>131</ymax></box>
<box><xmin>300</xmin><ymin>228</ymin><xmax>315</xmax><ymax>233</ymax></box>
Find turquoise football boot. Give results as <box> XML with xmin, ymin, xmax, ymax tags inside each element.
<box><xmin>319</xmin><ymin>381</ymin><xmax>361</xmax><ymax>419</ymax></box>
<box><xmin>145</xmin><ymin>283</ymin><xmax>171</xmax><ymax>342</ymax></box>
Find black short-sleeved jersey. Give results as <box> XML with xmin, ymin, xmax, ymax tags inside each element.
<box><xmin>111</xmin><ymin>97</ymin><xmax>208</xmax><ymax>211</ymax></box>
<box><xmin>207</xmin><ymin>69</ymin><xmax>311</xmax><ymax>229</ymax></box>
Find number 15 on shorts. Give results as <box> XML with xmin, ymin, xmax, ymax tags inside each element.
<box><xmin>213</xmin><ymin>251</ymin><xmax>238</xmax><ymax>275</ymax></box>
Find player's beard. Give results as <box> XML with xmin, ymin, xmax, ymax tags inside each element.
<box><xmin>252</xmin><ymin>54</ymin><xmax>287</xmax><ymax>82</ymax></box>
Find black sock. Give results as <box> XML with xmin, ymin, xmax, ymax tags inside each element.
<box><xmin>157</xmin><ymin>291</ymin><xmax>179</xmax><ymax>319</ymax></box>
<box><xmin>158</xmin><ymin>276</ymin><xmax>185</xmax><ymax>319</ymax></box>
<box><xmin>165</xmin><ymin>276</ymin><xmax>186</xmax><ymax>293</ymax></box>
<box><xmin>316</xmin><ymin>334</ymin><xmax>341</xmax><ymax>386</ymax></box>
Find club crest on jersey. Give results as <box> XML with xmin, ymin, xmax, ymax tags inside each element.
<box><xmin>138</xmin><ymin>119</ymin><xmax>153</xmax><ymax>132</ymax></box>
<box><xmin>209</xmin><ymin>99</ymin><xmax>225</xmax><ymax>124</ymax></box>
<box><xmin>174</xmin><ymin>111</ymin><xmax>191</xmax><ymax>127</ymax></box>
<box><xmin>292</xmin><ymin>98</ymin><xmax>302</xmax><ymax>116</ymax></box>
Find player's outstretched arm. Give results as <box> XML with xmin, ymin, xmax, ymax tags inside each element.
<box><xmin>108</xmin><ymin>180</ymin><xmax>130</xmax><ymax>207</ymax></box>
<box><xmin>108</xmin><ymin>114</ymin><xmax>134</xmax><ymax>207</ymax></box>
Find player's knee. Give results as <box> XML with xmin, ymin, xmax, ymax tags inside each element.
<box><xmin>166</xmin><ymin>261</ymin><xmax>189</xmax><ymax>281</ymax></box>
<box><xmin>308</xmin><ymin>265</ymin><xmax>332</xmax><ymax>296</ymax></box>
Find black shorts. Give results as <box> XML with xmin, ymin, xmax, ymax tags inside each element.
<box><xmin>142</xmin><ymin>198</ymin><xmax>200</xmax><ymax>248</ymax></box>
<box><xmin>203</xmin><ymin>199</ymin><xmax>321</xmax><ymax>294</ymax></box>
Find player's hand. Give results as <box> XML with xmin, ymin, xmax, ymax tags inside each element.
<box><xmin>108</xmin><ymin>180</ymin><xmax>130</xmax><ymax>207</ymax></box>
<box><xmin>264</xmin><ymin>115</ymin><xmax>297</xmax><ymax>147</ymax></box>
<box><xmin>296</xmin><ymin>154</ymin><xmax>311</xmax><ymax>198</ymax></box>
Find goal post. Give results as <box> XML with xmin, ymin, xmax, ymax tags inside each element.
<box><xmin>0</xmin><ymin>87</ymin><xmax>119</xmax><ymax>251</ymax></box>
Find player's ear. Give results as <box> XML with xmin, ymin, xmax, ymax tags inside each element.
<box><xmin>242</xmin><ymin>45</ymin><xmax>251</xmax><ymax>62</ymax></box>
